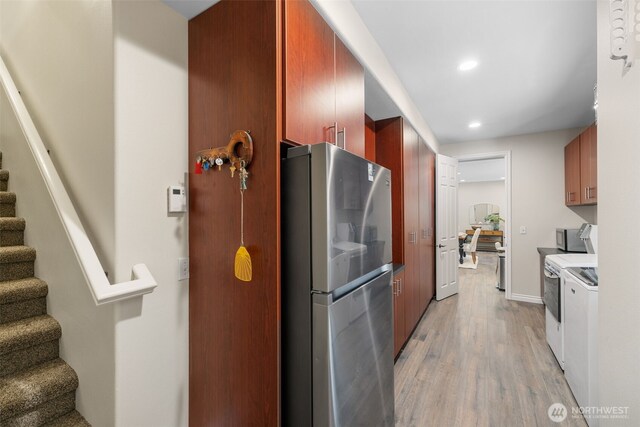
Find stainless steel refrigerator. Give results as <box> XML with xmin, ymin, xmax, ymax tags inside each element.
<box><xmin>282</xmin><ymin>143</ymin><xmax>394</xmax><ymax>427</ymax></box>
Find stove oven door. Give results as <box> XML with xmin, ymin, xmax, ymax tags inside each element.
<box><xmin>543</xmin><ymin>267</ymin><xmax>561</xmax><ymax>321</ymax></box>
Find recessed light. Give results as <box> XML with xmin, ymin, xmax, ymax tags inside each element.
<box><xmin>468</xmin><ymin>121</ymin><xmax>482</xmax><ymax>128</ymax></box>
<box><xmin>500</xmin><ymin>176</ymin><xmax>506</xmax><ymax>180</ymax></box>
<box><xmin>458</xmin><ymin>60</ymin><xmax>478</xmax><ymax>71</ymax></box>
<box><xmin>460</xmin><ymin>179</ymin><xmax>466</xmax><ymax>182</ymax></box>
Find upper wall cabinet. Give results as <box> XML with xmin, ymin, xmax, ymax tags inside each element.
<box><xmin>565</xmin><ymin>123</ymin><xmax>597</xmax><ymax>206</ymax></box>
<box><xmin>580</xmin><ymin>124</ymin><xmax>597</xmax><ymax>204</ymax></box>
<box><xmin>284</xmin><ymin>0</ymin><xmax>365</xmax><ymax>157</ymax></box>
<box><xmin>565</xmin><ymin>136</ymin><xmax>581</xmax><ymax>206</ymax></box>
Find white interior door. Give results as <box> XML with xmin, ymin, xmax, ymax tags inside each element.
<box><xmin>436</xmin><ymin>154</ymin><xmax>459</xmax><ymax>301</ymax></box>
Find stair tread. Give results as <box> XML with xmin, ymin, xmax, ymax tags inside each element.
<box><xmin>0</xmin><ymin>217</ymin><xmax>26</xmax><ymax>230</ymax></box>
<box><xmin>0</xmin><ymin>191</ymin><xmax>16</xmax><ymax>203</ymax></box>
<box><xmin>0</xmin><ymin>170</ymin><xmax>8</xmax><ymax>181</ymax></box>
<box><xmin>0</xmin><ymin>277</ymin><xmax>48</xmax><ymax>304</ymax></box>
<box><xmin>0</xmin><ymin>245</ymin><xmax>36</xmax><ymax>263</ymax></box>
<box><xmin>0</xmin><ymin>315</ymin><xmax>61</xmax><ymax>355</ymax></box>
<box><xmin>0</xmin><ymin>358</ymin><xmax>79</xmax><ymax>421</ymax></box>
<box><xmin>44</xmin><ymin>410</ymin><xmax>91</xmax><ymax>427</ymax></box>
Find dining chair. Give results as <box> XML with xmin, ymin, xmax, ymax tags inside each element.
<box><xmin>463</xmin><ymin>227</ymin><xmax>482</xmax><ymax>264</ymax></box>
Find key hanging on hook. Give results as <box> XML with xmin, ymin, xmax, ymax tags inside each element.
<box><xmin>239</xmin><ymin>160</ymin><xmax>249</xmax><ymax>190</ymax></box>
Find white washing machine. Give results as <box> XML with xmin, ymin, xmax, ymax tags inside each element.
<box><xmin>544</xmin><ymin>254</ymin><xmax>597</xmax><ymax>370</ymax></box>
<box><xmin>564</xmin><ymin>267</ymin><xmax>599</xmax><ymax>426</ymax></box>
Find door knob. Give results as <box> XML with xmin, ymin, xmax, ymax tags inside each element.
<box><xmin>437</xmin><ymin>244</ymin><xmax>445</xmax><ymax>248</ymax></box>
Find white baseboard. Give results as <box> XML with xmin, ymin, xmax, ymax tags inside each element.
<box><xmin>509</xmin><ymin>293</ymin><xmax>543</xmax><ymax>304</ymax></box>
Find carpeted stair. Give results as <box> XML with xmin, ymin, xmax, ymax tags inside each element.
<box><xmin>0</xmin><ymin>153</ymin><xmax>90</xmax><ymax>426</ymax></box>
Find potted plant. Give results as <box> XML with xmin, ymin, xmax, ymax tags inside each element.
<box><xmin>484</xmin><ymin>213</ymin><xmax>504</xmax><ymax>231</ymax></box>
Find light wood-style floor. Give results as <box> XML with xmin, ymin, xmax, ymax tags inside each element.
<box><xmin>395</xmin><ymin>253</ymin><xmax>586</xmax><ymax>427</ymax></box>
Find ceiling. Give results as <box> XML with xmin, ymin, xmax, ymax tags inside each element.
<box><xmin>353</xmin><ymin>0</ymin><xmax>597</xmax><ymax>144</ymax></box>
<box><xmin>162</xmin><ymin>0</ymin><xmax>217</xmax><ymax>20</ymax></box>
<box><xmin>164</xmin><ymin>0</ymin><xmax>597</xmax><ymax>146</ymax></box>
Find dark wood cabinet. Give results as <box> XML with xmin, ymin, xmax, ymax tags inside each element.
<box><xmin>364</xmin><ymin>114</ymin><xmax>376</xmax><ymax>162</ymax></box>
<box><xmin>402</xmin><ymin>123</ymin><xmax>420</xmax><ymax>336</ymax></box>
<box><xmin>283</xmin><ymin>0</ymin><xmax>365</xmax><ymax>156</ymax></box>
<box><xmin>375</xmin><ymin>118</ymin><xmax>405</xmax><ymax>265</ymax></box>
<box><xmin>189</xmin><ymin>1</ymin><xmax>281</xmax><ymax>424</ymax></box>
<box><xmin>335</xmin><ymin>35</ymin><xmax>365</xmax><ymax>157</ymax></box>
<box><xmin>284</xmin><ymin>0</ymin><xmax>335</xmax><ymax>146</ymax></box>
<box><xmin>418</xmin><ymin>140</ymin><xmax>436</xmax><ymax>311</ymax></box>
<box><xmin>393</xmin><ymin>270</ymin><xmax>406</xmax><ymax>358</ymax></box>
<box><xmin>580</xmin><ymin>124</ymin><xmax>597</xmax><ymax>204</ymax></box>
<box><xmin>565</xmin><ymin>123</ymin><xmax>597</xmax><ymax>206</ymax></box>
<box><xmin>565</xmin><ymin>136</ymin><xmax>581</xmax><ymax>206</ymax></box>
<box><xmin>375</xmin><ymin>116</ymin><xmax>435</xmax><ymax>355</ymax></box>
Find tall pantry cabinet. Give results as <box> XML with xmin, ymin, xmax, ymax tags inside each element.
<box><xmin>375</xmin><ymin>116</ymin><xmax>436</xmax><ymax>356</ymax></box>
<box><xmin>189</xmin><ymin>0</ymin><xmax>366</xmax><ymax>424</ymax></box>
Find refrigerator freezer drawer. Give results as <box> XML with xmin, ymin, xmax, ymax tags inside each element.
<box><xmin>312</xmin><ymin>270</ymin><xmax>394</xmax><ymax>427</ymax></box>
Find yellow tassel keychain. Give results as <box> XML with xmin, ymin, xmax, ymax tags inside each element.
<box><xmin>234</xmin><ymin>161</ymin><xmax>252</xmax><ymax>282</ymax></box>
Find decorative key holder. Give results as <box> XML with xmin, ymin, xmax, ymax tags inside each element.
<box><xmin>194</xmin><ymin>130</ymin><xmax>253</xmax><ymax>282</ymax></box>
<box><xmin>194</xmin><ymin>130</ymin><xmax>253</xmax><ymax>177</ymax></box>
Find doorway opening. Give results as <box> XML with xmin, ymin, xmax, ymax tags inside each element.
<box><xmin>455</xmin><ymin>152</ymin><xmax>512</xmax><ymax>299</ymax></box>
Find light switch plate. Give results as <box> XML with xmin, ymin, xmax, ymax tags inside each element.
<box><xmin>178</xmin><ymin>257</ymin><xmax>189</xmax><ymax>281</ymax></box>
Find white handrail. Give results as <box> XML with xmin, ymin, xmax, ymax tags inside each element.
<box><xmin>0</xmin><ymin>56</ymin><xmax>156</xmax><ymax>305</ymax></box>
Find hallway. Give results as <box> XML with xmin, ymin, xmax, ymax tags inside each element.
<box><xmin>394</xmin><ymin>253</ymin><xmax>585</xmax><ymax>426</ymax></box>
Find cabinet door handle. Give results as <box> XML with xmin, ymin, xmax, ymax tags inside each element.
<box><xmin>399</xmin><ymin>278</ymin><xmax>402</xmax><ymax>294</ymax></box>
<box><xmin>327</xmin><ymin>122</ymin><xmax>338</xmax><ymax>145</ymax></box>
<box><xmin>337</xmin><ymin>127</ymin><xmax>346</xmax><ymax>150</ymax></box>
<box><xmin>392</xmin><ymin>280</ymin><xmax>398</xmax><ymax>296</ymax></box>
<box><xmin>585</xmin><ymin>187</ymin><xmax>588</xmax><ymax>200</ymax></box>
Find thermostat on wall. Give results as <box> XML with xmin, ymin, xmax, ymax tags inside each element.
<box><xmin>168</xmin><ymin>185</ymin><xmax>186</xmax><ymax>213</ymax></box>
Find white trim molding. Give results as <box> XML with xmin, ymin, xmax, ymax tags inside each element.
<box><xmin>454</xmin><ymin>151</ymin><xmax>513</xmax><ymax>300</ymax></box>
<box><xmin>510</xmin><ymin>293</ymin><xmax>544</xmax><ymax>305</ymax></box>
<box><xmin>0</xmin><ymin>55</ymin><xmax>156</xmax><ymax>305</ymax></box>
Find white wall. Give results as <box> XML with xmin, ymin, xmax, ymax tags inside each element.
<box><xmin>458</xmin><ymin>180</ymin><xmax>506</xmax><ymax>233</ymax></box>
<box><xmin>0</xmin><ymin>87</ymin><xmax>116</xmax><ymax>427</ymax></box>
<box><xmin>1</xmin><ymin>1</ymin><xmax>190</xmax><ymax>425</ymax></box>
<box><xmin>441</xmin><ymin>129</ymin><xmax>597</xmax><ymax>299</ymax></box>
<box><xmin>0</xmin><ymin>0</ymin><xmax>116</xmax><ymax>273</ymax></box>
<box><xmin>113</xmin><ymin>2</ymin><xmax>189</xmax><ymax>426</ymax></box>
<box><xmin>0</xmin><ymin>2</ymin><xmax>116</xmax><ymax>425</ymax></box>
<box><xmin>596</xmin><ymin>0</ymin><xmax>640</xmax><ymax>424</ymax></box>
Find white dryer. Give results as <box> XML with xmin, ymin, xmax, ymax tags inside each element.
<box><xmin>564</xmin><ymin>267</ymin><xmax>599</xmax><ymax>426</ymax></box>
